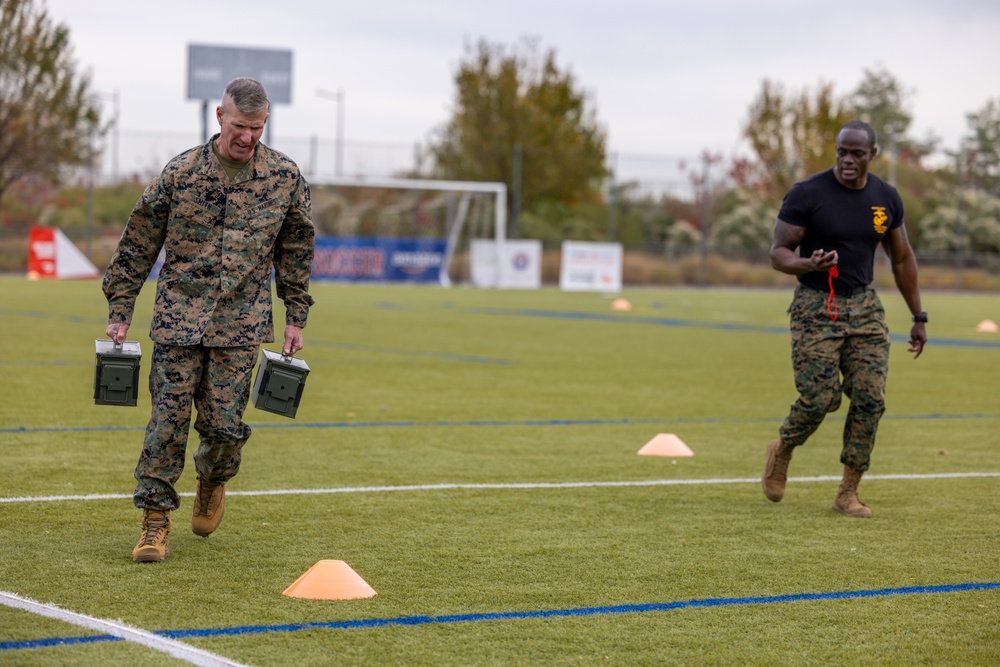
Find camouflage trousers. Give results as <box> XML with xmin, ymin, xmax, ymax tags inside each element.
<box><xmin>134</xmin><ymin>343</ymin><xmax>259</xmax><ymax>511</ymax></box>
<box><xmin>778</xmin><ymin>285</ymin><xmax>891</xmax><ymax>472</ymax></box>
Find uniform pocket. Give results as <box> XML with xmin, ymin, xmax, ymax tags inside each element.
<box><xmin>244</xmin><ymin>198</ymin><xmax>285</xmax><ymax>255</ymax></box>
<box><xmin>170</xmin><ymin>197</ymin><xmax>222</xmax><ymax>241</ymax></box>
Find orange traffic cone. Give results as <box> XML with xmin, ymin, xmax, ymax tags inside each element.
<box><xmin>637</xmin><ymin>433</ymin><xmax>694</xmax><ymax>457</ymax></box>
<box><xmin>282</xmin><ymin>560</ymin><xmax>377</xmax><ymax>600</ymax></box>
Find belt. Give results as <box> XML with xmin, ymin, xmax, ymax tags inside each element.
<box><xmin>804</xmin><ymin>283</ymin><xmax>870</xmax><ymax>297</ymax></box>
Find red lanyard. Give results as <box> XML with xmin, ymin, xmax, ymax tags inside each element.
<box><xmin>827</xmin><ymin>266</ymin><xmax>839</xmax><ymax>321</ymax></box>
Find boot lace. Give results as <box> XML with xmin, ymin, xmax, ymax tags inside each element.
<box><xmin>195</xmin><ymin>481</ymin><xmax>220</xmax><ymax>516</ymax></box>
<box><xmin>139</xmin><ymin>513</ymin><xmax>169</xmax><ymax>546</ymax></box>
<box><xmin>768</xmin><ymin>443</ymin><xmax>792</xmax><ymax>481</ymax></box>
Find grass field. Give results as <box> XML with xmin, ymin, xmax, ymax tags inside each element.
<box><xmin>1</xmin><ymin>276</ymin><xmax>998</xmax><ymax>666</ymax></box>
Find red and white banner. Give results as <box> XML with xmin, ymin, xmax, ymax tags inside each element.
<box><xmin>27</xmin><ymin>227</ymin><xmax>100</xmax><ymax>279</ymax></box>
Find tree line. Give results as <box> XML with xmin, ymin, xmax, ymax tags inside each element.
<box><xmin>423</xmin><ymin>38</ymin><xmax>1000</xmax><ymax>257</ymax></box>
<box><xmin>2</xmin><ymin>0</ymin><xmax>999</xmax><ymax>259</ymax></box>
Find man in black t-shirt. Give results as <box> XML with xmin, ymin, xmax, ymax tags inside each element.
<box><xmin>761</xmin><ymin>120</ymin><xmax>927</xmax><ymax>518</ymax></box>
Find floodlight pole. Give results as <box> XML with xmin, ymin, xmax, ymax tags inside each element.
<box><xmin>106</xmin><ymin>90</ymin><xmax>119</xmax><ymax>182</ymax></box>
<box><xmin>85</xmin><ymin>124</ymin><xmax>95</xmax><ymax>259</ymax></box>
<box><xmin>317</xmin><ymin>89</ymin><xmax>345</xmax><ymax>176</ymax></box>
<box><xmin>201</xmin><ymin>101</ymin><xmax>209</xmax><ymax>144</ymax></box>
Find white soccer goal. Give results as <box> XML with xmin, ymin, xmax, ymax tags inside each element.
<box><xmin>315</xmin><ymin>175</ymin><xmax>508</xmax><ymax>287</ymax></box>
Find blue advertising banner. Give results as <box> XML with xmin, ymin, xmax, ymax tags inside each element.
<box><xmin>312</xmin><ymin>237</ymin><xmax>447</xmax><ymax>283</ymax></box>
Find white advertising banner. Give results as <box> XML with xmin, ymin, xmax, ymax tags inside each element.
<box><xmin>559</xmin><ymin>241</ymin><xmax>622</xmax><ymax>292</ymax></box>
<box><xmin>470</xmin><ymin>239</ymin><xmax>542</xmax><ymax>289</ymax></box>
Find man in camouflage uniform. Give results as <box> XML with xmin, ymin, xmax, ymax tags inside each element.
<box><xmin>102</xmin><ymin>78</ymin><xmax>315</xmax><ymax>562</ymax></box>
<box><xmin>761</xmin><ymin>120</ymin><xmax>927</xmax><ymax>518</ymax></box>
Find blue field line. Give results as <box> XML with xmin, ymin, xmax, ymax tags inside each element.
<box><xmin>3</xmin><ymin>581</ymin><xmax>998</xmax><ymax>652</ymax></box>
<box><xmin>0</xmin><ymin>308</ymin><xmax>107</xmax><ymax>325</ymax></box>
<box><xmin>0</xmin><ymin>360</ymin><xmax>89</xmax><ymax>366</ymax></box>
<box><xmin>4</xmin><ymin>304</ymin><xmax>999</xmax><ymax>349</ymax></box>
<box><xmin>470</xmin><ymin>306</ymin><xmax>791</xmax><ymax>334</ymax></box>
<box><xmin>466</xmin><ymin>306</ymin><xmax>1000</xmax><ymax>348</ymax></box>
<box><xmin>0</xmin><ymin>344</ymin><xmax>512</xmax><ymax>367</ymax></box>
<box><xmin>307</xmin><ymin>339</ymin><xmax>514</xmax><ymax>365</ymax></box>
<box><xmin>3</xmin><ymin>412</ymin><xmax>1000</xmax><ymax>436</ymax></box>
<box><xmin>0</xmin><ymin>338</ymin><xmax>512</xmax><ymax>367</ymax></box>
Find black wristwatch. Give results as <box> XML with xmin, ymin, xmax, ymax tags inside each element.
<box><xmin>912</xmin><ymin>312</ymin><xmax>928</xmax><ymax>323</ymax></box>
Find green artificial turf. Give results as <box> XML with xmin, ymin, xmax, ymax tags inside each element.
<box><xmin>1</xmin><ymin>277</ymin><xmax>998</xmax><ymax>666</ymax></box>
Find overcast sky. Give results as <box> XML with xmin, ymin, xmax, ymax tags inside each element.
<box><xmin>42</xmin><ymin>0</ymin><xmax>1000</xmax><ymax>180</ymax></box>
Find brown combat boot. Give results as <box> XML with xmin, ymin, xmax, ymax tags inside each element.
<box><xmin>761</xmin><ymin>438</ymin><xmax>794</xmax><ymax>502</ymax></box>
<box><xmin>132</xmin><ymin>509</ymin><xmax>171</xmax><ymax>562</ymax></box>
<box><xmin>191</xmin><ymin>478</ymin><xmax>226</xmax><ymax>537</ymax></box>
<box><xmin>832</xmin><ymin>465</ymin><xmax>873</xmax><ymax>518</ymax></box>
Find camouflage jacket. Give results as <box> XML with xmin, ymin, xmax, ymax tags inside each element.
<box><xmin>102</xmin><ymin>135</ymin><xmax>315</xmax><ymax>346</ymax></box>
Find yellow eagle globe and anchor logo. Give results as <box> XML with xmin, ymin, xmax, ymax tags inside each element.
<box><xmin>872</xmin><ymin>206</ymin><xmax>888</xmax><ymax>234</ymax></box>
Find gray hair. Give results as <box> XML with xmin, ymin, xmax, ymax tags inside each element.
<box><xmin>223</xmin><ymin>77</ymin><xmax>270</xmax><ymax>114</ymax></box>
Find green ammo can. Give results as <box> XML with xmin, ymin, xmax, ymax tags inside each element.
<box><xmin>251</xmin><ymin>349</ymin><xmax>310</xmax><ymax>419</ymax></box>
<box><xmin>94</xmin><ymin>340</ymin><xmax>142</xmax><ymax>407</ymax></box>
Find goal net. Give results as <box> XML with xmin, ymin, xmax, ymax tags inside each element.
<box><xmin>309</xmin><ymin>176</ymin><xmax>508</xmax><ymax>287</ymax></box>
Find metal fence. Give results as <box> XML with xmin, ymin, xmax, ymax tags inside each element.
<box><xmin>87</xmin><ymin>130</ymin><xmax>702</xmax><ymax>200</ymax></box>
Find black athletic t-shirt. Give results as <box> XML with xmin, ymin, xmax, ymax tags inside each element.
<box><xmin>778</xmin><ymin>168</ymin><xmax>904</xmax><ymax>291</ymax></box>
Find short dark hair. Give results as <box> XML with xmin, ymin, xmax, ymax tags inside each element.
<box><xmin>223</xmin><ymin>78</ymin><xmax>270</xmax><ymax>114</ymax></box>
<box><xmin>838</xmin><ymin>120</ymin><xmax>877</xmax><ymax>148</ymax></box>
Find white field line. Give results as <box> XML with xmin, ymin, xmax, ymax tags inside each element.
<box><xmin>2</xmin><ymin>472</ymin><xmax>998</xmax><ymax>504</ymax></box>
<box><xmin>0</xmin><ymin>591</ymin><xmax>251</xmax><ymax>667</ymax></box>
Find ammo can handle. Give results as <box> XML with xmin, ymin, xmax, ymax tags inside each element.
<box><xmin>113</xmin><ymin>341</ymin><xmax>123</xmax><ymax>353</ymax></box>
